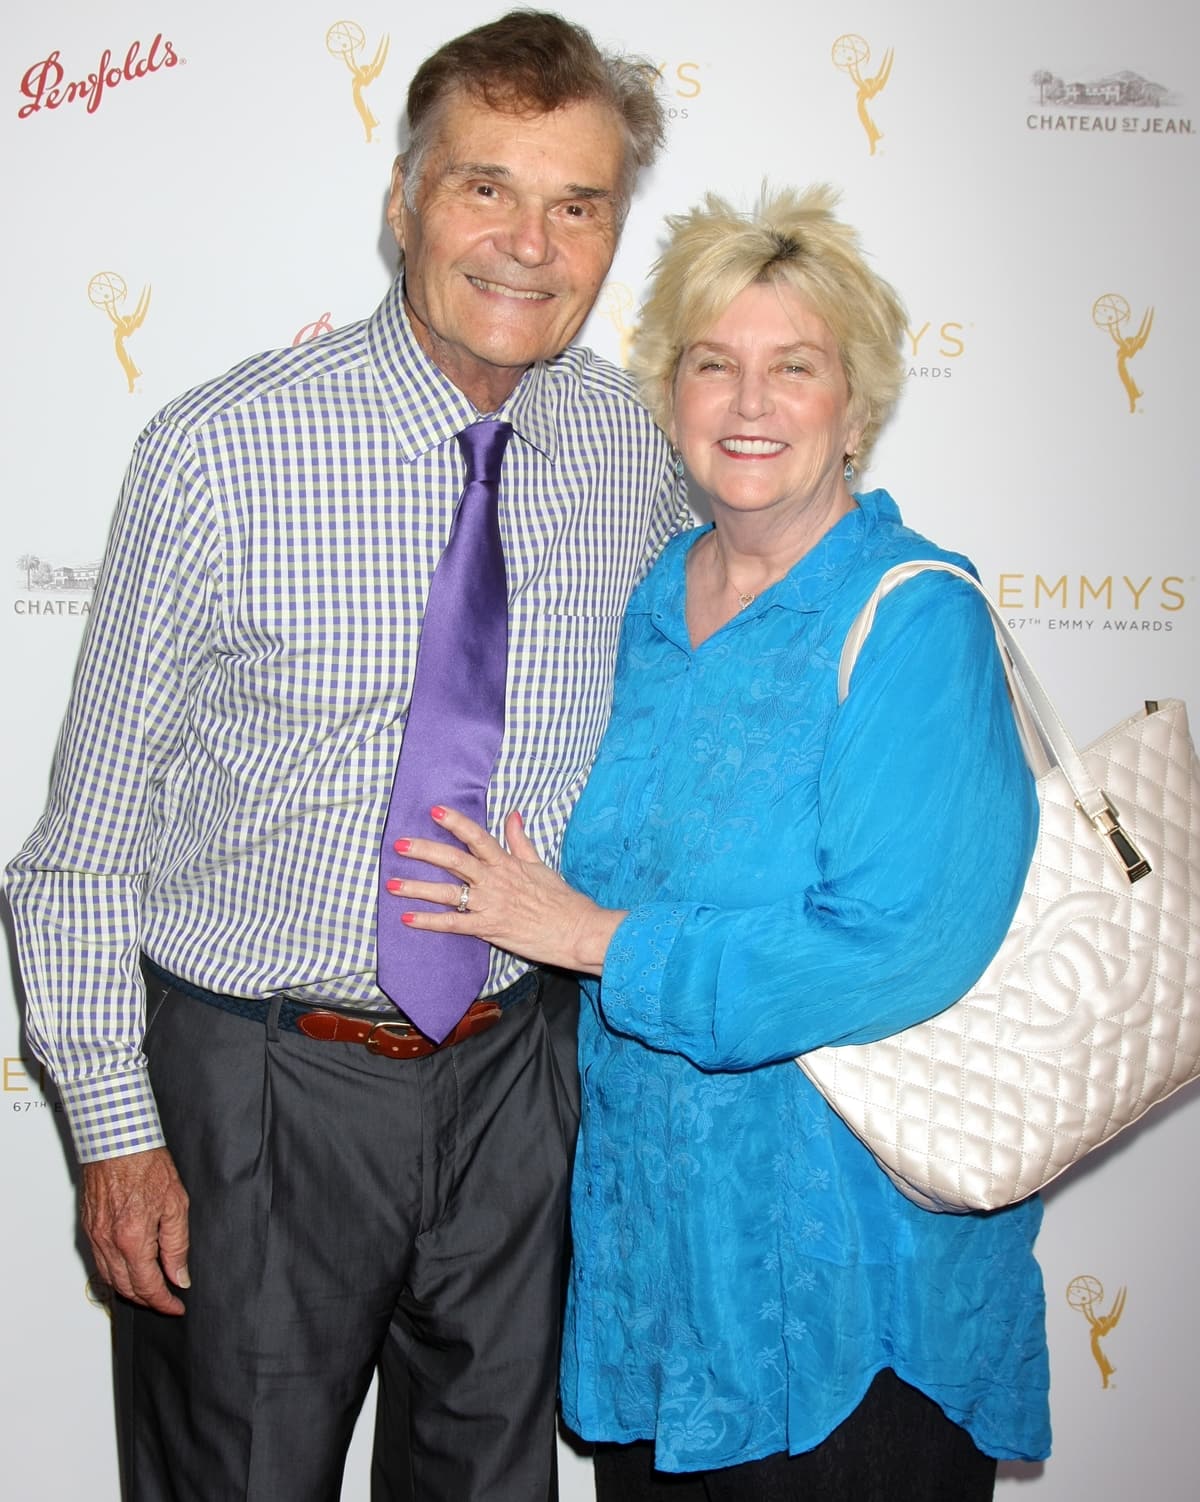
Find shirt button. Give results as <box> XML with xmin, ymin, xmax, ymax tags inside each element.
<box><xmin>622</xmin><ymin>838</ymin><xmax>630</xmax><ymax>850</ymax></box>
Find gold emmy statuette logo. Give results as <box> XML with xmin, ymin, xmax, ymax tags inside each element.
<box><xmin>326</xmin><ymin>20</ymin><xmax>389</xmax><ymax>142</ymax></box>
<box><xmin>88</xmin><ymin>271</ymin><xmax>151</xmax><ymax>393</ymax></box>
<box><xmin>1093</xmin><ymin>293</ymin><xmax>1153</xmax><ymax>413</ymax></box>
<box><xmin>832</xmin><ymin>34</ymin><xmax>893</xmax><ymax>155</ymax></box>
<box><xmin>596</xmin><ymin>282</ymin><xmax>635</xmax><ymax>367</ymax></box>
<box><xmin>1067</xmin><ymin>1275</ymin><xmax>1127</xmax><ymax>1389</ymax></box>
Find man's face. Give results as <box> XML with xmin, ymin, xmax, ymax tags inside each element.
<box><xmin>388</xmin><ymin>89</ymin><xmax>627</xmax><ymax>412</ymax></box>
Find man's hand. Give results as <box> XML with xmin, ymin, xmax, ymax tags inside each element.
<box><xmin>82</xmin><ymin>1147</ymin><xmax>190</xmax><ymax>1316</ymax></box>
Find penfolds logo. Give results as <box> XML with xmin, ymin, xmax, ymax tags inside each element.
<box><xmin>18</xmin><ymin>34</ymin><xmax>179</xmax><ymax>120</ymax></box>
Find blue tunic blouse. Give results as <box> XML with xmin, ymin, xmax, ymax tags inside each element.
<box><xmin>559</xmin><ymin>491</ymin><xmax>1051</xmax><ymax>1472</ymax></box>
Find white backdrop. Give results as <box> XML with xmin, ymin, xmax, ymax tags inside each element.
<box><xmin>3</xmin><ymin>1</ymin><xmax>1196</xmax><ymax>1497</ymax></box>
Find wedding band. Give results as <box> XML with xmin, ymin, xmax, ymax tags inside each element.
<box><xmin>456</xmin><ymin>882</ymin><xmax>471</xmax><ymax>913</ymax></box>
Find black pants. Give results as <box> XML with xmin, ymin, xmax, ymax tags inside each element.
<box><xmin>115</xmin><ymin>969</ymin><xmax>579</xmax><ymax>1502</ymax></box>
<box><xmin>593</xmin><ymin>1369</ymin><xmax>997</xmax><ymax>1502</ymax></box>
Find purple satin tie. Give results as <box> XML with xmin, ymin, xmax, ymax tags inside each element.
<box><xmin>377</xmin><ymin>420</ymin><xmax>513</xmax><ymax>1041</ymax></box>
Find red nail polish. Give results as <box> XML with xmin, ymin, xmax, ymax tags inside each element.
<box><xmin>394</xmin><ymin>839</ymin><xmax>411</xmax><ymax>854</ymax></box>
<box><xmin>431</xmin><ymin>805</ymin><xmax>446</xmax><ymax>821</ymax></box>
<box><xmin>401</xmin><ymin>912</ymin><xmax>415</xmax><ymax>925</ymax></box>
<box><xmin>386</xmin><ymin>879</ymin><xmax>403</xmax><ymax>894</ymax></box>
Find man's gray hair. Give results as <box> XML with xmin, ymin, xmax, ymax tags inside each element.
<box><xmin>402</xmin><ymin>10</ymin><xmax>666</xmax><ymax>227</ymax></box>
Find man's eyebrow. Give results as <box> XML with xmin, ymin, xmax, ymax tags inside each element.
<box><xmin>444</xmin><ymin>160</ymin><xmax>512</xmax><ymax>180</ymax></box>
<box><xmin>442</xmin><ymin>163</ymin><xmax>613</xmax><ymax>202</ymax></box>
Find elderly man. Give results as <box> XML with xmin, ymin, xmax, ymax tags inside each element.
<box><xmin>6</xmin><ymin>12</ymin><xmax>686</xmax><ymax>1499</ymax></box>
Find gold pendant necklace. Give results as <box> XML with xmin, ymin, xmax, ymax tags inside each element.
<box><xmin>708</xmin><ymin>534</ymin><xmax>756</xmax><ymax>611</ymax></box>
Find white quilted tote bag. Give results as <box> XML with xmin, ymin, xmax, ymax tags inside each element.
<box><xmin>797</xmin><ymin>560</ymin><xmax>1200</xmax><ymax>1212</ymax></box>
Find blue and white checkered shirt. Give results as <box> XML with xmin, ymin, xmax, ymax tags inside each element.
<box><xmin>6</xmin><ymin>277</ymin><xmax>688</xmax><ymax>1162</ymax></box>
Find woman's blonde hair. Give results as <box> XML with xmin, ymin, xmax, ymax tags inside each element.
<box><xmin>630</xmin><ymin>184</ymin><xmax>906</xmax><ymax>470</ymax></box>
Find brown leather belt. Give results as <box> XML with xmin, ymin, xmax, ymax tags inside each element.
<box><xmin>142</xmin><ymin>958</ymin><xmax>536</xmax><ymax>1060</ymax></box>
<box><xmin>295</xmin><ymin>1001</ymin><xmax>504</xmax><ymax>1059</ymax></box>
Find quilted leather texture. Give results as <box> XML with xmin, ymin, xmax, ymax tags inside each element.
<box><xmin>798</xmin><ymin>697</ymin><xmax>1200</xmax><ymax>1214</ymax></box>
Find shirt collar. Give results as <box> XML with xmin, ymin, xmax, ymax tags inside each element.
<box><xmin>368</xmin><ymin>277</ymin><xmax>559</xmax><ymax>462</ymax></box>
<box><xmin>637</xmin><ymin>489</ymin><xmax>902</xmax><ymax>625</ymax></box>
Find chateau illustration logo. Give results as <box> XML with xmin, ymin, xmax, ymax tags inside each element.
<box><xmin>89</xmin><ymin>271</ymin><xmax>151</xmax><ymax>394</ymax></box>
<box><xmin>1067</xmin><ymin>1275</ymin><xmax>1127</xmax><ymax>1389</ymax></box>
<box><xmin>326</xmin><ymin>20</ymin><xmax>389</xmax><ymax>142</ymax></box>
<box><xmin>17</xmin><ymin>555</ymin><xmax>99</xmax><ymax>593</ymax></box>
<box><xmin>14</xmin><ymin>553</ymin><xmax>99</xmax><ymax>617</ymax></box>
<box><xmin>18</xmin><ymin>34</ymin><xmax>179</xmax><ymax>119</ymax></box>
<box><xmin>1033</xmin><ymin>68</ymin><xmax>1170</xmax><ymax>108</ymax></box>
<box><xmin>1093</xmin><ymin>294</ymin><xmax>1153</xmax><ymax>413</ymax></box>
<box><xmin>1028</xmin><ymin>67</ymin><xmax>1192</xmax><ymax>134</ymax></box>
<box><xmin>832</xmin><ymin>34</ymin><xmax>893</xmax><ymax>155</ymax></box>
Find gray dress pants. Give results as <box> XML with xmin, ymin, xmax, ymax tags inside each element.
<box><xmin>115</xmin><ymin>968</ymin><xmax>580</xmax><ymax>1502</ymax></box>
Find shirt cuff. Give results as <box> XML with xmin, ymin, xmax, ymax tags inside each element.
<box><xmin>57</xmin><ymin>1066</ymin><xmax>166</xmax><ymax>1163</ymax></box>
<box><xmin>599</xmin><ymin>901</ymin><xmax>696</xmax><ymax>1046</ymax></box>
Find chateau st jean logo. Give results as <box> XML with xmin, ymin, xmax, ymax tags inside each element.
<box><xmin>18</xmin><ymin>34</ymin><xmax>179</xmax><ymax>120</ymax></box>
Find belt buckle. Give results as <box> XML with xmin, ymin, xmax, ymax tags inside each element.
<box><xmin>365</xmin><ymin>1018</ymin><xmax>418</xmax><ymax>1055</ymax></box>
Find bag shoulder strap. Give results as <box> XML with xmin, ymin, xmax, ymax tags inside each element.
<box><xmin>838</xmin><ymin>560</ymin><xmax>1150</xmax><ymax>881</ymax></box>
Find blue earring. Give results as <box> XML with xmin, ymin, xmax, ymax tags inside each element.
<box><xmin>672</xmin><ymin>449</ymin><xmax>685</xmax><ymax>478</ymax></box>
<box><xmin>844</xmin><ymin>459</ymin><xmax>855</xmax><ymax>483</ymax></box>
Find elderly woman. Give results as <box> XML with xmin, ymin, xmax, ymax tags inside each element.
<box><xmin>388</xmin><ymin>187</ymin><xmax>1050</xmax><ymax>1500</ymax></box>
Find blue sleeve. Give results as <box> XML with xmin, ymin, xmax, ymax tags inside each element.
<box><xmin>598</xmin><ymin>575</ymin><xmax>1039</xmax><ymax>1070</ymax></box>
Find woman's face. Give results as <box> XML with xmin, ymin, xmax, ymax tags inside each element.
<box><xmin>670</xmin><ymin>281</ymin><xmax>861</xmax><ymax>526</ymax></box>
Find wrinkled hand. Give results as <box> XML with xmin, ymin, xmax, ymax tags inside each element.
<box><xmin>82</xmin><ymin>1146</ymin><xmax>190</xmax><ymax>1316</ymax></box>
<box><xmin>386</xmin><ymin>807</ymin><xmax>625</xmax><ymax>976</ymax></box>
